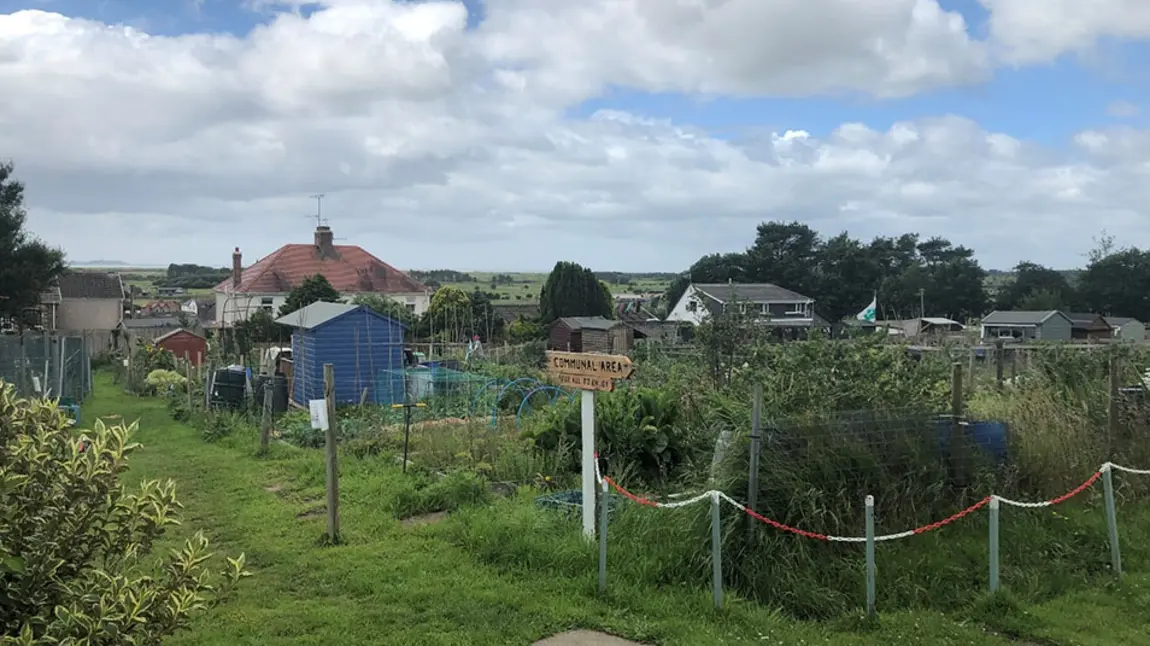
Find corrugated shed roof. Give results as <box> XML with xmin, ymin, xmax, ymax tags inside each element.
<box><xmin>58</xmin><ymin>272</ymin><xmax>124</xmax><ymax>299</ymax></box>
<box><xmin>216</xmin><ymin>243</ymin><xmax>427</xmax><ymax>295</ymax></box>
<box><xmin>275</xmin><ymin>301</ymin><xmax>359</xmax><ymax>330</ymax></box>
<box><xmin>557</xmin><ymin>316</ymin><xmax>622</xmax><ymax>331</ymax></box>
<box><xmin>693</xmin><ymin>282</ymin><xmax>812</xmax><ymax>303</ymax></box>
<box><xmin>981</xmin><ymin>310</ymin><xmax>1063</xmax><ymax>325</ymax></box>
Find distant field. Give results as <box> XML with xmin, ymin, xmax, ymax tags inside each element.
<box><xmin>83</xmin><ymin>267</ymin><xmax>675</xmax><ymax>306</ymax></box>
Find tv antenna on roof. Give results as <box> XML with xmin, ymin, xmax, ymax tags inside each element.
<box><xmin>308</xmin><ymin>193</ymin><xmax>328</xmax><ymax>227</ymax></box>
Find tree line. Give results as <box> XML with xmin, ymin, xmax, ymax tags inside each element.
<box><xmin>666</xmin><ymin>221</ymin><xmax>1150</xmax><ymax>323</ymax></box>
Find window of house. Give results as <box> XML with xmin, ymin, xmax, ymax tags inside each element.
<box><xmin>785</xmin><ymin>303</ymin><xmax>806</xmax><ymax>316</ymax></box>
<box><xmin>260</xmin><ymin>297</ymin><xmax>274</xmax><ymax>313</ymax></box>
<box><xmin>406</xmin><ymin>303</ymin><xmax>416</xmax><ymax>312</ymax></box>
<box><xmin>760</xmin><ymin>303</ymin><xmax>769</xmax><ymax>315</ymax></box>
<box><xmin>739</xmin><ymin>303</ymin><xmax>748</xmax><ymax>314</ymax></box>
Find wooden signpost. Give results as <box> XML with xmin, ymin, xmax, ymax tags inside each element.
<box><xmin>546</xmin><ymin>351</ymin><xmax>635</xmax><ymax>538</ymax></box>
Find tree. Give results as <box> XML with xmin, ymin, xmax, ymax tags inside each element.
<box><xmin>994</xmin><ymin>262</ymin><xmax>1075</xmax><ymax>311</ymax></box>
<box><xmin>1077</xmin><ymin>247</ymin><xmax>1150</xmax><ymax>321</ymax></box>
<box><xmin>278</xmin><ymin>274</ymin><xmax>340</xmax><ymax>317</ymax></box>
<box><xmin>744</xmin><ymin>221</ymin><xmax>822</xmax><ymax>299</ymax></box>
<box><xmin>426</xmin><ymin>286</ymin><xmax>472</xmax><ymax>342</ymax></box>
<box><xmin>352</xmin><ymin>293</ymin><xmax>415</xmax><ymax>326</ymax></box>
<box><xmin>0</xmin><ymin>385</ymin><xmax>249</xmax><ymax>642</ymax></box>
<box><xmin>0</xmin><ymin>161</ymin><xmax>66</xmax><ymax>326</ymax></box>
<box><xmin>538</xmin><ymin>261</ymin><xmax>613</xmax><ymax>324</ymax></box>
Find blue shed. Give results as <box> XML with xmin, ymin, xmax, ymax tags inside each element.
<box><xmin>275</xmin><ymin>302</ymin><xmax>407</xmax><ymax>406</ymax></box>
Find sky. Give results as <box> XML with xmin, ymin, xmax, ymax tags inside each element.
<box><xmin>3</xmin><ymin>1</ymin><xmax>1150</xmax><ymax>272</ymax></box>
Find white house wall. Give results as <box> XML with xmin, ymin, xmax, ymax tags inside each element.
<box><xmin>215</xmin><ymin>290</ymin><xmax>430</xmax><ymax>326</ymax></box>
<box><xmin>665</xmin><ymin>285</ymin><xmax>709</xmax><ymax>326</ymax></box>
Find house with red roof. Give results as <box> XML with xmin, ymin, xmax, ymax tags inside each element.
<box><xmin>213</xmin><ymin>225</ymin><xmax>430</xmax><ymax>327</ymax></box>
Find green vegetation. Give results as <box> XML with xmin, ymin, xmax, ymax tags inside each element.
<box><xmin>0</xmin><ymin>161</ymin><xmax>66</xmax><ymax>327</ymax></box>
<box><xmin>77</xmin><ymin>369</ymin><xmax>1150</xmax><ymax>645</ymax></box>
<box><xmin>539</xmin><ymin>261</ymin><xmax>614</xmax><ymax>323</ymax></box>
<box><xmin>0</xmin><ymin>382</ymin><xmax>247</xmax><ymax>644</ymax></box>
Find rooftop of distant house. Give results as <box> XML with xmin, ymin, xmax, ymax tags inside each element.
<box><xmin>691</xmin><ymin>282</ymin><xmax>812</xmax><ymax>303</ymax></box>
<box><xmin>216</xmin><ymin>226</ymin><xmax>427</xmax><ymax>295</ymax></box>
<box><xmin>55</xmin><ymin>271</ymin><xmax>125</xmax><ymax>300</ymax></box>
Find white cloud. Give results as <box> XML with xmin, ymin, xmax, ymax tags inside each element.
<box><xmin>1107</xmin><ymin>100</ymin><xmax>1139</xmax><ymax>118</ymax></box>
<box><xmin>1</xmin><ymin>1</ymin><xmax>1150</xmax><ymax>273</ymax></box>
<box><xmin>982</xmin><ymin>0</ymin><xmax>1150</xmax><ymax>64</ymax></box>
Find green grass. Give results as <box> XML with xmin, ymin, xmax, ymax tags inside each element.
<box><xmin>81</xmin><ymin>374</ymin><xmax>1150</xmax><ymax>645</ymax></box>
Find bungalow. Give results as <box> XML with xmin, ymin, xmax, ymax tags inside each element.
<box><xmin>1103</xmin><ymin>317</ymin><xmax>1145</xmax><ymax>342</ymax></box>
<box><xmin>979</xmin><ymin>310</ymin><xmax>1073</xmax><ymax>341</ymax></box>
<box><xmin>666</xmin><ymin>282</ymin><xmax>826</xmax><ymax>339</ymax></box>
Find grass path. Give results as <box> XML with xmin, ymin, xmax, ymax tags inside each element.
<box><xmin>82</xmin><ymin>374</ymin><xmax>1150</xmax><ymax>645</ymax></box>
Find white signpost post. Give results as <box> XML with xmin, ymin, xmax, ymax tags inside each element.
<box><xmin>546</xmin><ymin>351</ymin><xmax>635</xmax><ymax>538</ymax></box>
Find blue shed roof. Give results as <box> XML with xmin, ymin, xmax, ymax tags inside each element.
<box><xmin>275</xmin><ymin>301</ymin><xmax>407</xmax><ymax>330</ymax></box>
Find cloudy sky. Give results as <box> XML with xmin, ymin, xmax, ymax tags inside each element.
<box><xmin>2</xmin><ymin>0</ymin><xmax>1150</xmax><ymax>271</ymax></box>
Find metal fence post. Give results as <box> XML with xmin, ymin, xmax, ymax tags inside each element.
<box><xmin>598</xmin><ymin>479</ymin><xmax>608</xmax><ymax>596</ymax></box>
<box><xmin>865</xmin><ymin>494</ymin><xmax>876</xmax><ymax>617</ymax></box>
<box><xmin>1103</xmin><ymin>465</ymin><xmax>1122</xmax><ymax>579</ymax></box>
<box><xmin>747</xmin><ymin>383</ymin><xmax>763</xmax><ymax>537</ymax></box>
<box><xmin>711</xmin><ymin>492</ymin><xmax>723</xmax><ymax>610</ymax></box>
<box><xmin>989</xmin><ymin>496</ymin><xmax>1000</xmax><ymax>593</ymax></box>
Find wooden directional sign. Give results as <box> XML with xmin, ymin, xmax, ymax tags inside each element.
<box><xmin>546</xmin><ymin>351</ymin><xmax>635</xmax><ymax>392</ymax></box>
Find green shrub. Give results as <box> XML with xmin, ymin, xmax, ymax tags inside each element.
<box><xmin>522</xmin><ymin>386</ymin><xmax>708</xmax><ymax>487</ymax></box>
<box><xmin>392</xmin><ymin>469</ymin><xmax>492</xmax><ymax>519</ymax></box>
<box><xmin>0</xmin><ymin>383</ymin><xmax>249</xmax><ymax>643</ymax></box>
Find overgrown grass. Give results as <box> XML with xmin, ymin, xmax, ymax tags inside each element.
<box><xmin>78</xmin><ymin>371</ymin><xmax>1150</xmax><ymax>644</ymax></box>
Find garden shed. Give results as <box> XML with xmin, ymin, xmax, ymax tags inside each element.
<box><xmin>276</xmin><ymin>302</ymin><xmax>407</xmax><ymax>406</ymax></box>
<box><xmin>549</xmin><ymin>316</ymin><xmax>633</xmax><ymax>353</ymax></box>
<box><xmin>154</xmin><ymin>329</ymin><xmax>208</xmax><ymax>366</ymax></box>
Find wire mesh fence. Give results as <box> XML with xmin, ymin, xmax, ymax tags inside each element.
<box><xmin>0</xmin><ymin>333</ymin><xmax>93</xmax><ymax>402</ymax></box>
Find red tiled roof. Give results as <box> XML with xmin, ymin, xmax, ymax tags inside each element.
<box><xmin>215</xmin><ymin>244</ymin><xmax>427</xmax><ymax>295</ymax></box>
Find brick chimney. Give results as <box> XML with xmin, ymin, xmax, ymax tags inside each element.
<box><xmin>314</xmin><ymin>225</ymin><xmax>335</xmax><ymax>257</ymax></box>
<box><xmin>232</xmin><ymin>247</ymin><xmax>242</xmax><ymax>289</ymax></box>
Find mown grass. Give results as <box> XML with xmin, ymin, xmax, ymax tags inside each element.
<box><xmin>83</xmin><ymin>373</ymin><xmax>1150</xmax><ymax>645</ymax></box>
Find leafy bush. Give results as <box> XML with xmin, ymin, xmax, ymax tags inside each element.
<box><xmin>0</xmin><ymin>383</ymin><xmax>249</xmax><ymax>643</ymax></box>
<box><xmin>522</xmin><ymin>386</ymin><xmax>709</xmax><ymax>486</ymax></box>
<box><xmin>146</xmin><ymin>368</ymin><xmax>186</xmax><ymax>391</ymax></box>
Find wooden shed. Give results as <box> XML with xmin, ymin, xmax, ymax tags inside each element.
<box><xmin>154</xmin><ymin>329</ymin><xmax>208</xmax><ymax>366</ymax></box>
<box><xmin>549</xmin><ymin>317</ymin><xmax>633</xmax><ymax>354</ymax></box>
<box><xmin>276</xmin><ymin>302</ymin><xmax>407</xmax><ymax>405</ymax></box>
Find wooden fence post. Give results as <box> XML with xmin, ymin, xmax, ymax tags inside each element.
<box><xmin>950</xmin><ymin>362</ymin><xmax>965</xmax><ymax>476</ymax></box>
<box><xmin>323</xmin><ymin>363</ymin><xmax>340</xmax><ymax>544</ymax></box>
<box><xmin>994</xmin><ymin>338</ymin><xmax>1005</xmax><ymax>391</ymax></box>
<box><xmin>260</xmin><ymin>382</ymin><xmax>273</xmax><ymax>455</ymax></box>
<box><xmin>184</xmin><ymin>352</ymin><xmax>193</xmax><ymax>411</ymax></box>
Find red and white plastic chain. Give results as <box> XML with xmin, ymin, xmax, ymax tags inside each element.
<box><xmin>595</xmin><ymin>460</ymin><xmax>1149</xmax><ymax>543</ymax></box>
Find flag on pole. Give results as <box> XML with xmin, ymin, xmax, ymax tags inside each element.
<box><xmin>856</xmin><ymin>294</ymin><xmax>877</xmax><ymax>322</ymax></box>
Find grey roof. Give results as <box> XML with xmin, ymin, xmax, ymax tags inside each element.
<box><xmin>275</xmin><ymin>301</ymin><xmax>359</xmax><ymax>330</ymax></box>
<box><xmin>122</xmin><ymin>316</ymin><xmax>181</xmax><ymax>329</ymax></box>
<box><xmin>556</xmin><ymin>316</ymin><xmax>622</xmax><ymax>331</ymax></box>
<box><xmin>1104</xmin><ymin>316</ymin><xmax>1141</xmax><ymax>327</ymax></box>
<box><xmin>981</xmin><ymin>310</ymin><xmax>1066</xmax><ymax>325</ymax></box>
<box><xmin>1064</xmin><ymin>312</ymin><xmax>1111</xmax><ymax>328</ymax></box>
<box><xmin>58</xmin><ymin>271</ymin><xmax>124</xmax><ymax>299</ymax></box>
<box><xmin>693</xmin><ymin>282</ymin><xmax>812</xmax><ymax>303</ymax></box>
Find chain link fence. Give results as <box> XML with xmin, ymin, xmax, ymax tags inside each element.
<box><xmin>0</xmin><ymin>333</ymin><xmax>93</xmax><ymax>402</ymax></box>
